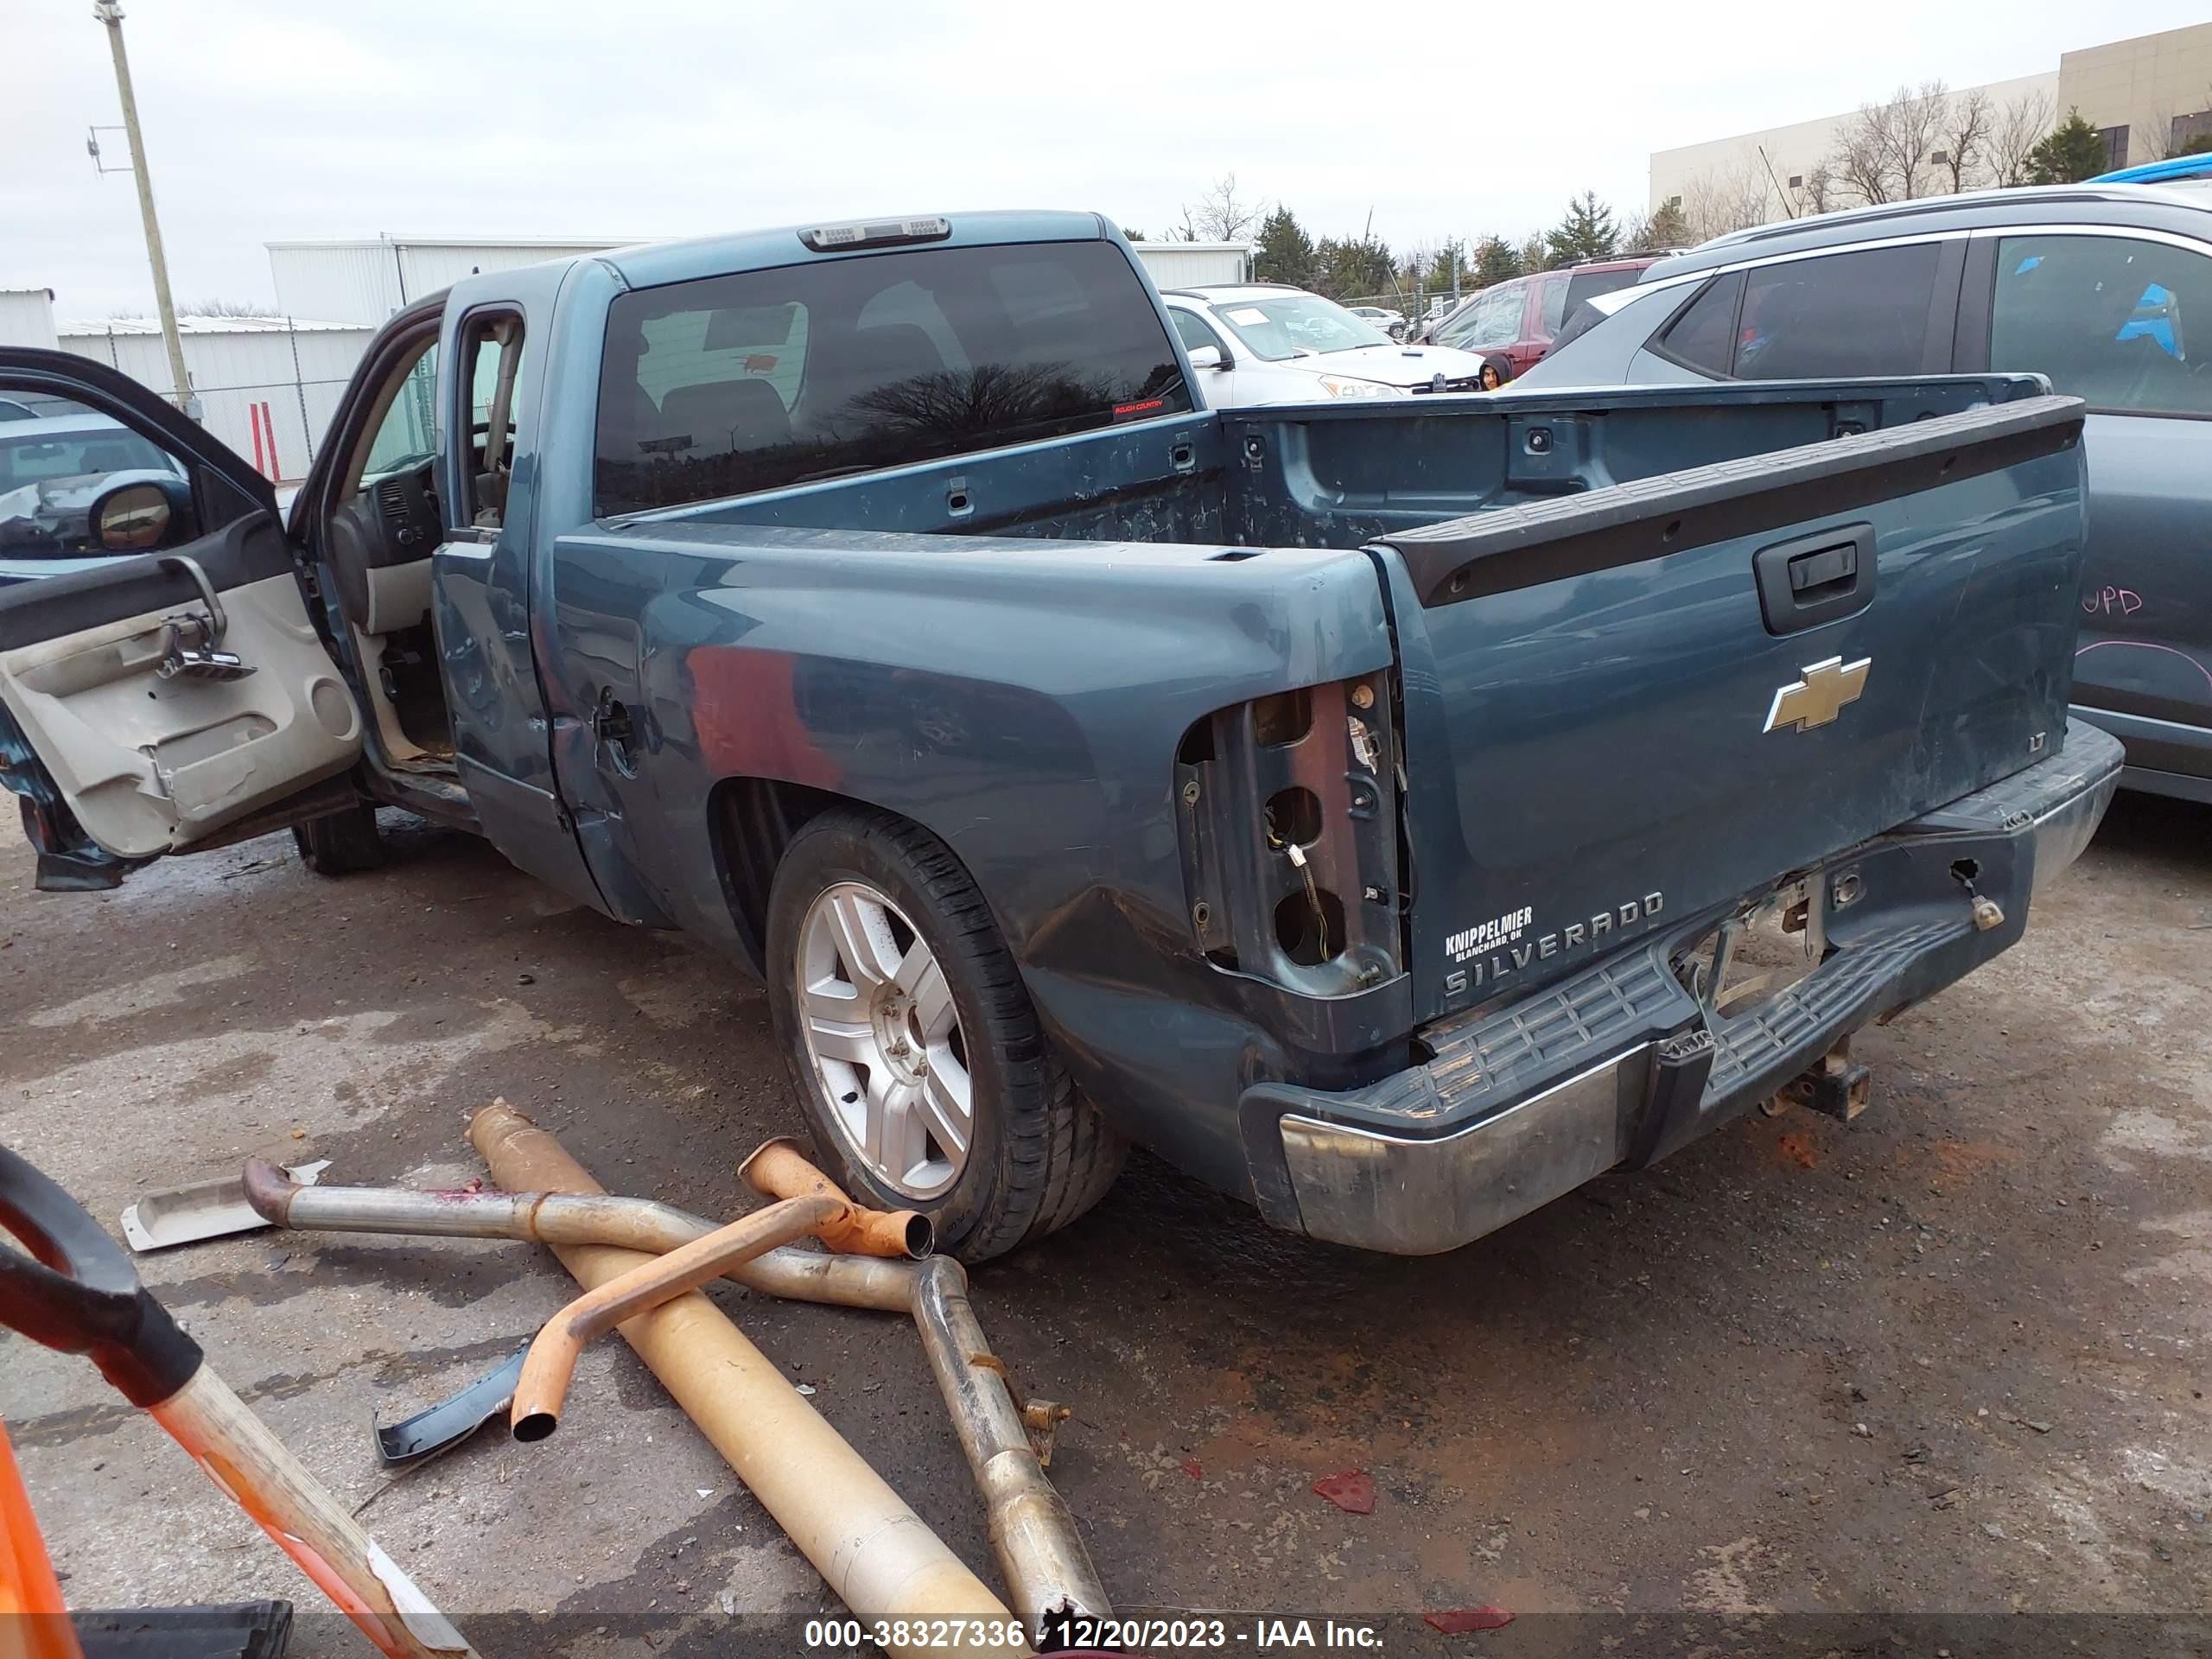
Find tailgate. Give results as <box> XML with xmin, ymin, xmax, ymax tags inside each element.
<box><xmin>1375</xmin><ymin>394</ymin><xmax>2088</xmax><ymax>1024</ymax></box>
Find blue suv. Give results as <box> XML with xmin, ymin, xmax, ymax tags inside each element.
<box><xmin>1522</xmin><ymin>182</ymin><xmax>2212</xmax><ymax>805</ymax></box>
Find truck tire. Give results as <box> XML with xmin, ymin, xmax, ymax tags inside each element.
<box><xmin>764</xmin><ymin>806</ymin><xmax>1125</xmax><ymax>1262</ymax></box>
<box><xmin>291</xmin><ymin>804</ymin><xmax>385</xmax><ymax>876</ymax></box>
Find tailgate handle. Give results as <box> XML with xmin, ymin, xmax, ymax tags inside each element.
<box><xmin>1754</xmin><ymin>524</ymin><xmax>1874</xmax><ymax>635</ymax></box>
<box><xmin>1788</xmin><ymin>543</ymin><xmax>1855</xmax><ymax>595</ymax></box>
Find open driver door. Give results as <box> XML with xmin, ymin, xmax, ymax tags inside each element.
<box><xmin>0</xmin><ymin>350</ymin><xmax>365</xmax><ymax>890</ymax></box>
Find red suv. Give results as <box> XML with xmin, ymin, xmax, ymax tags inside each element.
<box><xmin>1423</xmin><ymin>257</ymin><xmax>1668</xmax><ymax>376</ymax></box>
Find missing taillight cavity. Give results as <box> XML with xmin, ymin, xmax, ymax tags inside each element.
<box><xmin>1251</xmin><ymin>688</ymin><xmax>1311</xmax><ymax>747</ymax></box>
<box><xmin>1274</xmin><ymin>886</ymin><xmax>1345</xmax><ymax>966</ymax></box>
<box><xmin>1265</xmin><ymin>786</ymin><xmax>1321</xmax><ymax>848</ymax></box>
<box><xmin>1173</xmin><ymin>676</ymin><xmax>1402</xmax><ymax>992</ymax></box>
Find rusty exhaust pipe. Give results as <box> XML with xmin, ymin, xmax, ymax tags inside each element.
<box><xmin>740</xmin><ymin>1141</ymin><xmax>1113</xmax><ymax>1637</ymax></box>
<box><xmin>508</xmin><ymin>1193</ymin><xmax>844</xmax><ymax>1441</ymax></box>
<box><xmin>465</xmin><ymin>1103</ymin><xmax>1018</xmax><ymax>1656</ymax></box>
<box><xmin>739</xmin><ymin>1137</ymin><xmax>936</xmax><ymax>1259</ymax></box>
<box><xmin>502</xmin><ymin>1147</ymin><xmax>928</xmax><ymax>1440</ymax></box>
<box><xmin>244</xmin><ymin>1122</ymin><xmax>1114</xmax><ymax>1635</ymax></box>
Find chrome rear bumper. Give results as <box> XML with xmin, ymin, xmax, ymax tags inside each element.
<box><xmin>1242</xmin><ymin>721</ymin><xmax>2124</xmax><ymax>1255</ymax></box>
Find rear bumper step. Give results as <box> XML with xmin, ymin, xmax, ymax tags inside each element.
<box><xmin>1238</xmin><ymin>721</ymin><xmax>2124</xmax><ymax>1255</ymax></box>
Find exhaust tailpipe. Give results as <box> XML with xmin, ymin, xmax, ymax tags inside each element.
<box><xmin>739</xmin><ymin>1137</ymin><xmax>934</xmax><ymax>1258</ymax></box>
<box><xmin>508</xmin><ymin>1192</ymin><xmax>845</xmax><ymax>1441</ymax></box>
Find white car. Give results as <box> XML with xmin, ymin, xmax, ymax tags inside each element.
<box><xmin>1161</xmin><ymin>285</ymin><xmax>1493</xmax><ymax>407</ymax></box>
<box><xmin>1344</xmin><ymin>303</ymin><xmax>1407</xmax><ymax>339</ymax></box>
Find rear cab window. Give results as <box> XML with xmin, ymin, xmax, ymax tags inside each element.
<box><xmin>594</xmin><ymin>239</ymin><xmax>1192</xmax><ymax>516</ymax></box>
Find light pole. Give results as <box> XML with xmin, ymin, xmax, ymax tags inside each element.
<box><xmin>90</xmin><ymin>0</ymin><xmax>195</xmax><ymax>419</ymax></box>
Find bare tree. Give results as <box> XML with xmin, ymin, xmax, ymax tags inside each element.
<box><xmin>1830</xmin><ymin>116</ymin><xmax>1893</xmax><ymax>205</ymax></box>
<box><xmin>1833</xmin><ymin>80</ymin><xmax>1954</xmax><ymax>203</ymax></box>
<box><xmin>2137</xmin><ymin>104</ymin><xmax>2177</xmax><ymax>162</ymax></box>
<box><xmin>1681</xmin><ymin>161</ymin><xmax>1773</xmax><ymax>241</ymax></box>
<box><xmin>1180</xmin><ymin>174</ymin><xmax>1260</xmax><ymax>244</ymax></box>
<box><xmin>1796</xmin><ymin>161</ymin><xmax>1840</xmax><ymax>216</ymax></box>
<box><xmin>1937</xmin><ymin>87</ymin><xmax>1992</xmax><ymax>194</ymax></box>
<box><xmin>1985</xmin><ymin>90</ymin><xmax>2054</xmax><ymax>188</ymax></box>
<box><xmin>184</xmin><ymin>297</ymin><xmax>281</xmax><ymax>318</ymax></box>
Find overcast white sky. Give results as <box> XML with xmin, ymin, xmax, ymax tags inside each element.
<box><xmin>4</xmin><ymin>1</ymin><xmax>2205</xmax><ymax>319</ymax></box>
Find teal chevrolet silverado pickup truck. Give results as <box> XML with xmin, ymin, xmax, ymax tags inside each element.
<box><xmin>0</xmin><ymin>211</ymin><xmax>2119</xmax><ymax>1259</ymax></box>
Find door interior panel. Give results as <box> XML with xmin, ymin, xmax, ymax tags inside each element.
<box><xmin>0</xmin><ymin>562</ymin><xmax>363</xmax><ymax>859</ymax></box>
<box><xmin>0</xmin><ymin>516</ymin><xmax>297</xmax><ymax>651</ymax></box>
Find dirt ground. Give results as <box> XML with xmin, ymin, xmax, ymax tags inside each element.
<box><xmin>3</xmin><ymin>793</ymin><xmax>2209</xmax><ymax>1656</ymax></box>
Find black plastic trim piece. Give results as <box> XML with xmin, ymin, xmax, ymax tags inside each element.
<box><xmin>72</xmin><ymin>1600</ymin><xmax>294</xmax><ymax>1659</ymax></box>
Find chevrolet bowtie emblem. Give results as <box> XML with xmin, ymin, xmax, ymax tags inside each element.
<box><xmin>1764</xmin><ymin>655</ymin><xmax>1872</xmax><ymax>733</ymax></box>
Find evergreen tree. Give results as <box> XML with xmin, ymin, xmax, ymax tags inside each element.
<box><xmin>1545</xmin><ymin>192</ymin><xmax>1620</xmax><ymax>268</ymax></box>
<box><xmin>1312</xmin><ymin>234</ymin><xmax>1395</xmax><ymax>301</ymax></box>
<box><xmin>1253</xmin><ymin>206</ymin><xmax>1315</xmax><ymax>289</ymax></box>
<box><xmin>2029</xmin><ymin>110</ymin><xmax>2110</xmax><ymax>184</ymax></box>
<box><xmin>1423</xmin><ymin>239</ymin><xmax>1466</xmax><ymax>291</ymax></box>
<box><xmin>1469</xmin><ymin>234</ymin><xmax>1522</xmax><ymax>288</ymax></box>
<box><xmin>1635</xmin><ymin>199</ymin><xmax>1690</xmax><ymax>251</ymax></box>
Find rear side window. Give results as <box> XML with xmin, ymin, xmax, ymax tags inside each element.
<box><xmin>1559</xmin><ymin>266</ymin><xmax>1643</xmax><ymax>327</ymax></box>
<box><xmin>1656</xmin><ymin>270</ymin><xmax>1745</xmax><ymax>375</ymax></box>
<box><xmin>1732</xmin><ymin>245</ymin><xmax>1940</xmax><ymax>379</ymax></box>
<box><xmin>459</xmin><ymin>310</ymin><xmax>525</xmax><ymax>529</ymax></box>
<box><xmin>594</xmin><ymin>240</ymin><xmax>1191</xmax><ymax>514</ymax></box>
<box><xmin>1989</xmin><ymin>233</ymin><xmax>2212</xmax><ymax>416</ymax></box>
<box><xmin>1540</xmin><ymin>275</ymin><xmax>1569</xmax><ymax>335</ymax></box>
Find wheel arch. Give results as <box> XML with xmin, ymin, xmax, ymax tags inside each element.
<box><xmin>705</xmin><ymin>775</ymin><xmax>1018</xmax><ymax>982</ymax></box>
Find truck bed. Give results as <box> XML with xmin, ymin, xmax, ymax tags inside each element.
<box><xmin>568</xmin><ymin>372</ymin><xmax>2084</xmax><ymax>1027</ymax></box>
<box><xmin>617</xmin><ymin>375</ymin><xmax>2056</xmax><ymax>555</ymax></box>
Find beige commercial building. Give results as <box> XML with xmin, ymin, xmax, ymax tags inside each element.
<box><xmin>1650</xmin><ymin>22</ymin><xmax>2212</xmax><ymax>224</ymax></box>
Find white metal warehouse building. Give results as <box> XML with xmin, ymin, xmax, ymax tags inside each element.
<box><xmin>267</xmin><ymin>236</ymin><xmax>643</xmax><ymax>325</ymax></box>
<box><xmin>57</xmin><ymin>315</ymin><xmax>373</xmax><ymax>484</ymax></box>
<box><xmin>0</xmin><ymin>289</ymin><xmax>60</xmax><ymax>351</ymax></box>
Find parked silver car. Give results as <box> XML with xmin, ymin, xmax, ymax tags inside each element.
<box><xmin>1520</xmin><ymin>182</ymin><xmax>2212</xmax><ymax>805</ymax></box>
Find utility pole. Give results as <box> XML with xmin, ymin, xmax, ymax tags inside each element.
<box><xmin>91</xmin><ymin>0</ymin><xmax>195</xmax><ymax>418</ymax></box>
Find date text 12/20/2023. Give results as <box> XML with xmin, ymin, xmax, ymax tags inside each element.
<box><xmin>801</xmin><ymin>1615</ymin><xmax>1388</xmax><ymax>1649</ymax></box>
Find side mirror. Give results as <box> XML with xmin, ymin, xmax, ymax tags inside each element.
<box><xmin>89</xmin><ymin>480</ymin><xmax>181</xmax><ymax>552</ymax></box>
<box><xmin>1186</xmin><ymin>345</ymin><xmax>1232</xmax><ymax>372</ymax></box>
